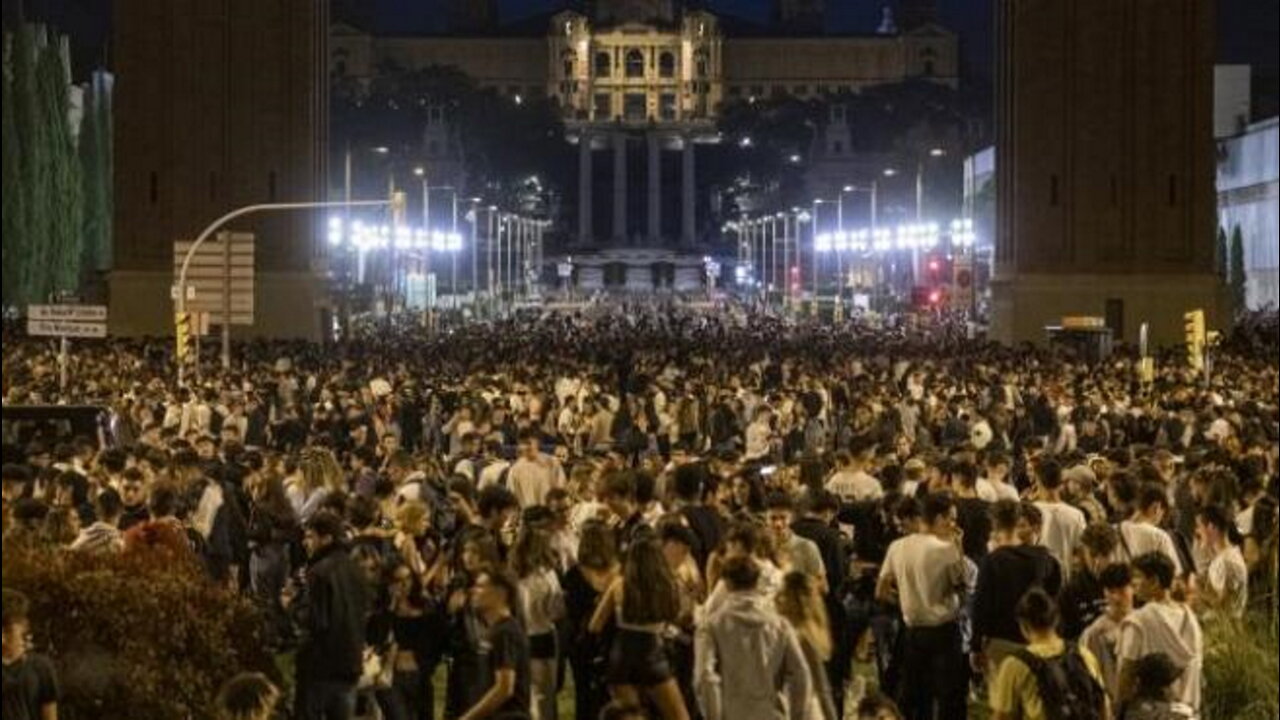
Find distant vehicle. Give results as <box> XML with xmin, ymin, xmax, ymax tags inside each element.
<box><xmin>1</xmin><ymin>405</ymin><xmax>123</xmax><ymax>451</ymax></box>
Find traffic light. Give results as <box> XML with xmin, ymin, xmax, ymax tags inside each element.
<box><xmin>1184</xmin><ymin>309</ymin><xmax>1206</xmax><ymax>371</ymax></box>
<box><xmin>175</xmin><ymin>311</ymin><xmax>193</xmax><ymax>367</ymax></box>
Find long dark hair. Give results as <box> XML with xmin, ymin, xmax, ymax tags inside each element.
<box><xmin>622</xmin><ymin>535</ymin><xmax>681</xmax><ymax>625</ymax></box>
<box><xmin>511</xmin><ymin>526</ymin><xmax>557</xmax><ymax>578</ymax></box>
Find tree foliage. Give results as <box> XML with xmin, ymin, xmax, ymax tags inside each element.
<box><xmin>2</xmin><ymin>545</ymin><xmax>275</xmax><ymax>720</ymax></box>
<box><xmin>1229</xmin><ymin>224</ymin><xmax>1248</xmax><ymax>315</ymax></box>
<box><xmin>79</xmin><ymin>71</ymin><xmax>111</xmax><ymax>278</ymax></box>
<box><xmin>1</xmin><ymin>24</ymin><xmax>103</xmax><ymax>308</ymax></box>
<box><xmin>331</xmin><ymin>62</ymin><xmax>571</xmax><ymax>210</ymax></box>
<box><xmin>2</xmin><ymin>32</ymin><xmax>28</xmax><ymax>307</ymax></box>
<box><xmin>37</xmin><ymin>33</ymin><xmax>83</xmax><ymax>295</ymax></box>
<box><xmin>709</xmin><ymin>79</ymin><xmax>983</xmax><ymax>229</ymax></box>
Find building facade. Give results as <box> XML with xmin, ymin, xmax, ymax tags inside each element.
<box><xmin>332</xmin><ymin>0</ymin><xmax>957</xmax><ymax>291</ymax></box>
<box><xmin>1217</xmin><ymin>117</ymin><xmax>1279</xmax><ymax>310</ymax></box>
<box><xmin>992</xmin><ymin>0</ymin><xmax>1223</xmax><ymax>347</ymax></box>
<box><xmin>112</xmin><ymin>0</ymin><xmax>329</xmax><ymax>339</ymax></box>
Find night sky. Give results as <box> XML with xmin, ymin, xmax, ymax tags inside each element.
<box><xmin>13</xmin><ymin>0</ymin><xmax>1280</xmax><ymax>110</ymax></box>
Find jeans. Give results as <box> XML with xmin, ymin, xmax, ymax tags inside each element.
<box><xmin>297</xmin><ymin>679</ymin><xmax>357</xmax><ymax>720</ymax></box>
<box><xmin>897</xmin><ymin>622</ymin><xmax>968</xmax><ymax>720</ymax></box>
<box><xmin>379</xmin><ymin>668</ymin><xmax>432</xmax><ymax>720</ymax></box>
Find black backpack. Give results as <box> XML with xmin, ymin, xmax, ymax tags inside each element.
<box><xmin>1012</xmin><ymin>643</ymin><xmax>1106</xmax><ymax>720</ymax></box>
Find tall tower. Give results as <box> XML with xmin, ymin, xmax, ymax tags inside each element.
<box><xmin>447</xmin><ymin>0</ymin><xmax>498</xmax><ymax>33</ymax></box>
<box><xmin>992</xmin><ymin>0</ymin><xmax>1222</xmax><ymax>346</ymax></box>
<box><xmin>777</xmin><ymin>0</ymin><xmax>824</xmax><ymax>34</ymax></box>
<box><xmin>111</xmin><ymin>0</ymin><xmax>329</xmax><ymax>339</ymax></box>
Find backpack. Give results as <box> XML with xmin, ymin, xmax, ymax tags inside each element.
<box><xmin>1012</xmin><ymin>643</ymin><xmax>1106</xmax><ymax>720</ymax></box>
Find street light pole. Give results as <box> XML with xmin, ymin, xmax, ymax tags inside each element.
<box><xmin>176</xmin><ymin>197</ymin><xmax>398</xmax><ymax>386</ymax></box>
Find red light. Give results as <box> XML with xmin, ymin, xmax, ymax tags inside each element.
<box><xmin>928</xmin><ymin>290</ymin><xmax>942</xmax><ymax>304</ymax></box>
<box><xmin>928</xmin><ymin>260</ymin><xmax>941</xmax><ymax>272</ymax></box>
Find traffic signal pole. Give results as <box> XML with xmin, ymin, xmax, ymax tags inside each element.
<box><xmin>176</xmin><ymin>195</ymin><xmax>403</xmax><ymax>387</ymax></box>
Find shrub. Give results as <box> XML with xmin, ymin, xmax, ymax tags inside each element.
<box><xmin>2</xmin><ymin>545</ymin><xmax>274</xmax><ymax>720</ymax></box>
<box><xmin>1201</xmin><ymin>608</ymin><xmax>1280</xmax><ymax>720</ymax></box>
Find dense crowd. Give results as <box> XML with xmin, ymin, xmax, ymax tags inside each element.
<box><xmin>2</xmin><ymin>306</ymin><xmax>1277</xmax><ymax>720</ymax></box>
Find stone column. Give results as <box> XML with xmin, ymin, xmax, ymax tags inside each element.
<box><xmin>578</xmin><ymin>132</ymin><xmax>592</xmax><ymax>245</ymax></box>
<box><xmin>681</xmin><ymin>135</ymin><xmax>696</xmax><ymax>246</ymax></box>
<box><xmin>613</xmin><ymin>132</ymin><xmax>628</xmax><ymax>242</ymax></box>
<box><xmin>647</xmin><ymin>132</ymin><xmax>662</xmax><ymax>243</ymax></box>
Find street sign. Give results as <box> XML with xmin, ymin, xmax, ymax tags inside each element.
<box><xmin>27</xmin><ymin>319</ymin><xmax>108</xmax><ymax>339</ymax></box>
<box><xmin>174</xmin><ymin>232</ymin><xmax>255</xmax><ymax>324</ymax></box>
<box><xmin>29</xmin><ymin>305</ymin><xmax>108</xmax><ymax>322</ymax></box>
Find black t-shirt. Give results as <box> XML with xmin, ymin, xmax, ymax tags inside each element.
<box><xmin>2</xmin><ymin>653</ymin><xmax>59</xmax><ymax>720</ymax></box>
<box><xmin>484</xmin><ymin>616</ymin><xmax>531</xmax><ymax>718</ymax></box>
<box><xmin>955</xmin><ymin>497</ymin><xmax>993</xmax><ymax>562</ymax></box>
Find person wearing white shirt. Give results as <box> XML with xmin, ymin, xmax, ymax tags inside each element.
<box><xmin>507</xmin><ymin>431</ymin><xmax>565</xmax><ymax>508</ymax></box>
<box><xmin>1119</xmin><ymin>552</ymin><xmax>1203</xmax><ymax>712</ymax></box>
<box><xmin>976</xmin><ymin>453</ymin><xmax>1020</xmax><ymax>503</ymax></box>
<box><xmin>875</xmin><ymin>493</ymin><xmax>969</xmax><ymax>720</ymax></box>
<box><xmin>743</xmin><ymin>407</ymin><xmax>773</xmax><ymax>462</ymax></box>
<box><xmin>1194</xmin><ymin>505</ymin><xmax>1248</xmax><ymax>618</ymax></box>
<box><xmin>824</xmin><ymin>450</ymin><xmax>884</xmax><ymax>503</ymax></box>
<box><xmin>1115</xmin><ymin>483</ymin><xmax>1184</xmax><ymax>577</ymax></box>
<box><xmin>1032</xmin><ymin>459</ymin><xmax>1087</xmax><ymax>579</ymax></box>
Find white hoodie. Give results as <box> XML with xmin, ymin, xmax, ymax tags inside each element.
<box><xmin>695</xmin><ymin>592</ymin><xmax>812</xmax><ymax>720</ymax></box>
<box><xmin>1118</xmin><ymin>601</ymin><xmax>1203</xmax><ymax>710</ymax></box>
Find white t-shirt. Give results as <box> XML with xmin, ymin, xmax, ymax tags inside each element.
<box><xmin>826</xmin><ymin>469</ymin><xmax>884</xmax><ymax>503</ymax></box>
<box><xmin>1119</xmin><ymin>602</ymin><xmax>1203</xmax><ymax>710</ymax></box>
<box><xmin>976</xmin><ymin>478</ymin><xmax>1020</xmax><ymax>503</ymax></box>
<box><xmin>1035</xmin><ymin>501</ymin><xmax>1087</xmax><ymax>579</ymax></box>
<box><xmin>476</xmin><ymin>460</ymin><xmax>512</xmax><ymax>490</ymax></box>
<box><xmin>507</xmin><ymin>455</ymin><xmax>565</xmax><ymax>508</ymax></box>
<box><xmin>744</xmin><ymin>421</ymin><xmax>772</xmax><ymax>460</ymax></box>
<box><xmin>1116</xmin><ymin>521</ymin><xmax>1184</xmax><ymax>576</ymax></box>
<box><xmin>878</xmin><ymin>533</ymin><xmax>966</xmax><ymax>628</ymax></box>
<box><xmin>1206</xmin><ymin>545</ymin><xmax>1248</xmax><ymax>618</ymax></box>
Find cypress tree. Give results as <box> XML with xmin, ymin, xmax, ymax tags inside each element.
<box><xmin>11</xmin><ymin>24</ymin><xmax>45</xmax><ymax>304</ymax></box>
<box><xmin>1215</xmin><ymin>226</ymin><xmax>1228</xmax><ymax>281</ymax></box>
<box><xmin>79</xmin><ymin>73</ymin><xmax>108</xmax><ymax>280</ymax></box>
<box><xmin>1</xmin><ymin>32</ymin><xmax>28</xmax><ymax>308</ymax></box>
<box><xmin>36</xmin><ymin>32</ymin><xmax>82</xmax><ymax>295</ymax></box>
<box><xmin>1230</xmin><ymin>224</ymin><xmax>1247</xmax><ymax>315</ymax></box>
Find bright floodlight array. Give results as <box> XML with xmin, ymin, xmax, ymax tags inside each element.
<box><xmin>814</xmin><ymin>218</ymin><xmax>978</xmax><ymax>254</ymax></box>
<box><xmin>328</xmin><ymin>217</ymin><xmax>464</xmax><ymax>252</ymax></box>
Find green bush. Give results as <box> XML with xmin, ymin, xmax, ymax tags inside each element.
<box><xmin>1201</xmin><ymin>608</ymin><xmax>1280</xmax><ymax>720</ymax></box>
<box><xmin>2</xmin><ymin>545</ymin><xmax>274</xmax><ymax>720</ymax></box>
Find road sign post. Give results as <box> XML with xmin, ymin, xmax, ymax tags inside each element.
<box><xmin>174</xmin><ymin>197</ymin><xmax>401</xmax><ymax>387</ymax></box>
<box><xmin>27</xmin><ymin>305</ymin><xmax>109</xmax><ymax>396</ymax></box>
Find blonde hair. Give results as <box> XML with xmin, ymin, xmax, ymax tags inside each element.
<box><xmin>299</xmin><ymin>447</ymin><xmax>344</xmax><ymax>494</ymax></box>
<box><xmin>775</xmin><ymin>571</ymin><xmax>831</xmax><ymax>660</ymax></box>
<box><xmin>394</xmin><ymin>500</ymin><xmax>431</xmax><ymax>535</ymax></box>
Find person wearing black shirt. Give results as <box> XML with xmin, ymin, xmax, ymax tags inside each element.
<box><xmin>117</xmin><ymin>468</ymin><xmax>151</xmax><ymax>532</ymax></box>
<box><xmin>2</xmin><ymin>589</ymin><xmax>59</xmax><ymax>720</ymax></box>
<box><xmin>1058</xmin><ymin>522</ymin><xmax>1119</xmax><ymax>641</ymax></box>
<box><xmin>290</xmin><ymin>511</ymin><xmax>373</xmax><ymax>720</ymax></box>
<box><xmin>951</xmin><ymin>462</ymin><xmax>993</xmax><ymax>562</ymax></box>
<box><xmin>672</xmin><ymin>463</ymin><xmax>723</xmax><ymax>573</ymax></box>
<box><xmin>600</xmin><ymin>471</ymin><xmax>649</xmax><ymax>556</ymax></box>
<box><xmin>971</xmin><ymin>500</ymin><xmax>1062</xmax><ymax>678</ymax></box>
<box><xmin>461</xmin><ymin>570</ymin><xmax>531</xmax><ymax>720</ymax></box>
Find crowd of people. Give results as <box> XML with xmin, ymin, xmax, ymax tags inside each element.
<box><xmin>2</xmin><ymin>306</ymin><xmax>1277</xmax><ymax>720</ymax></box>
